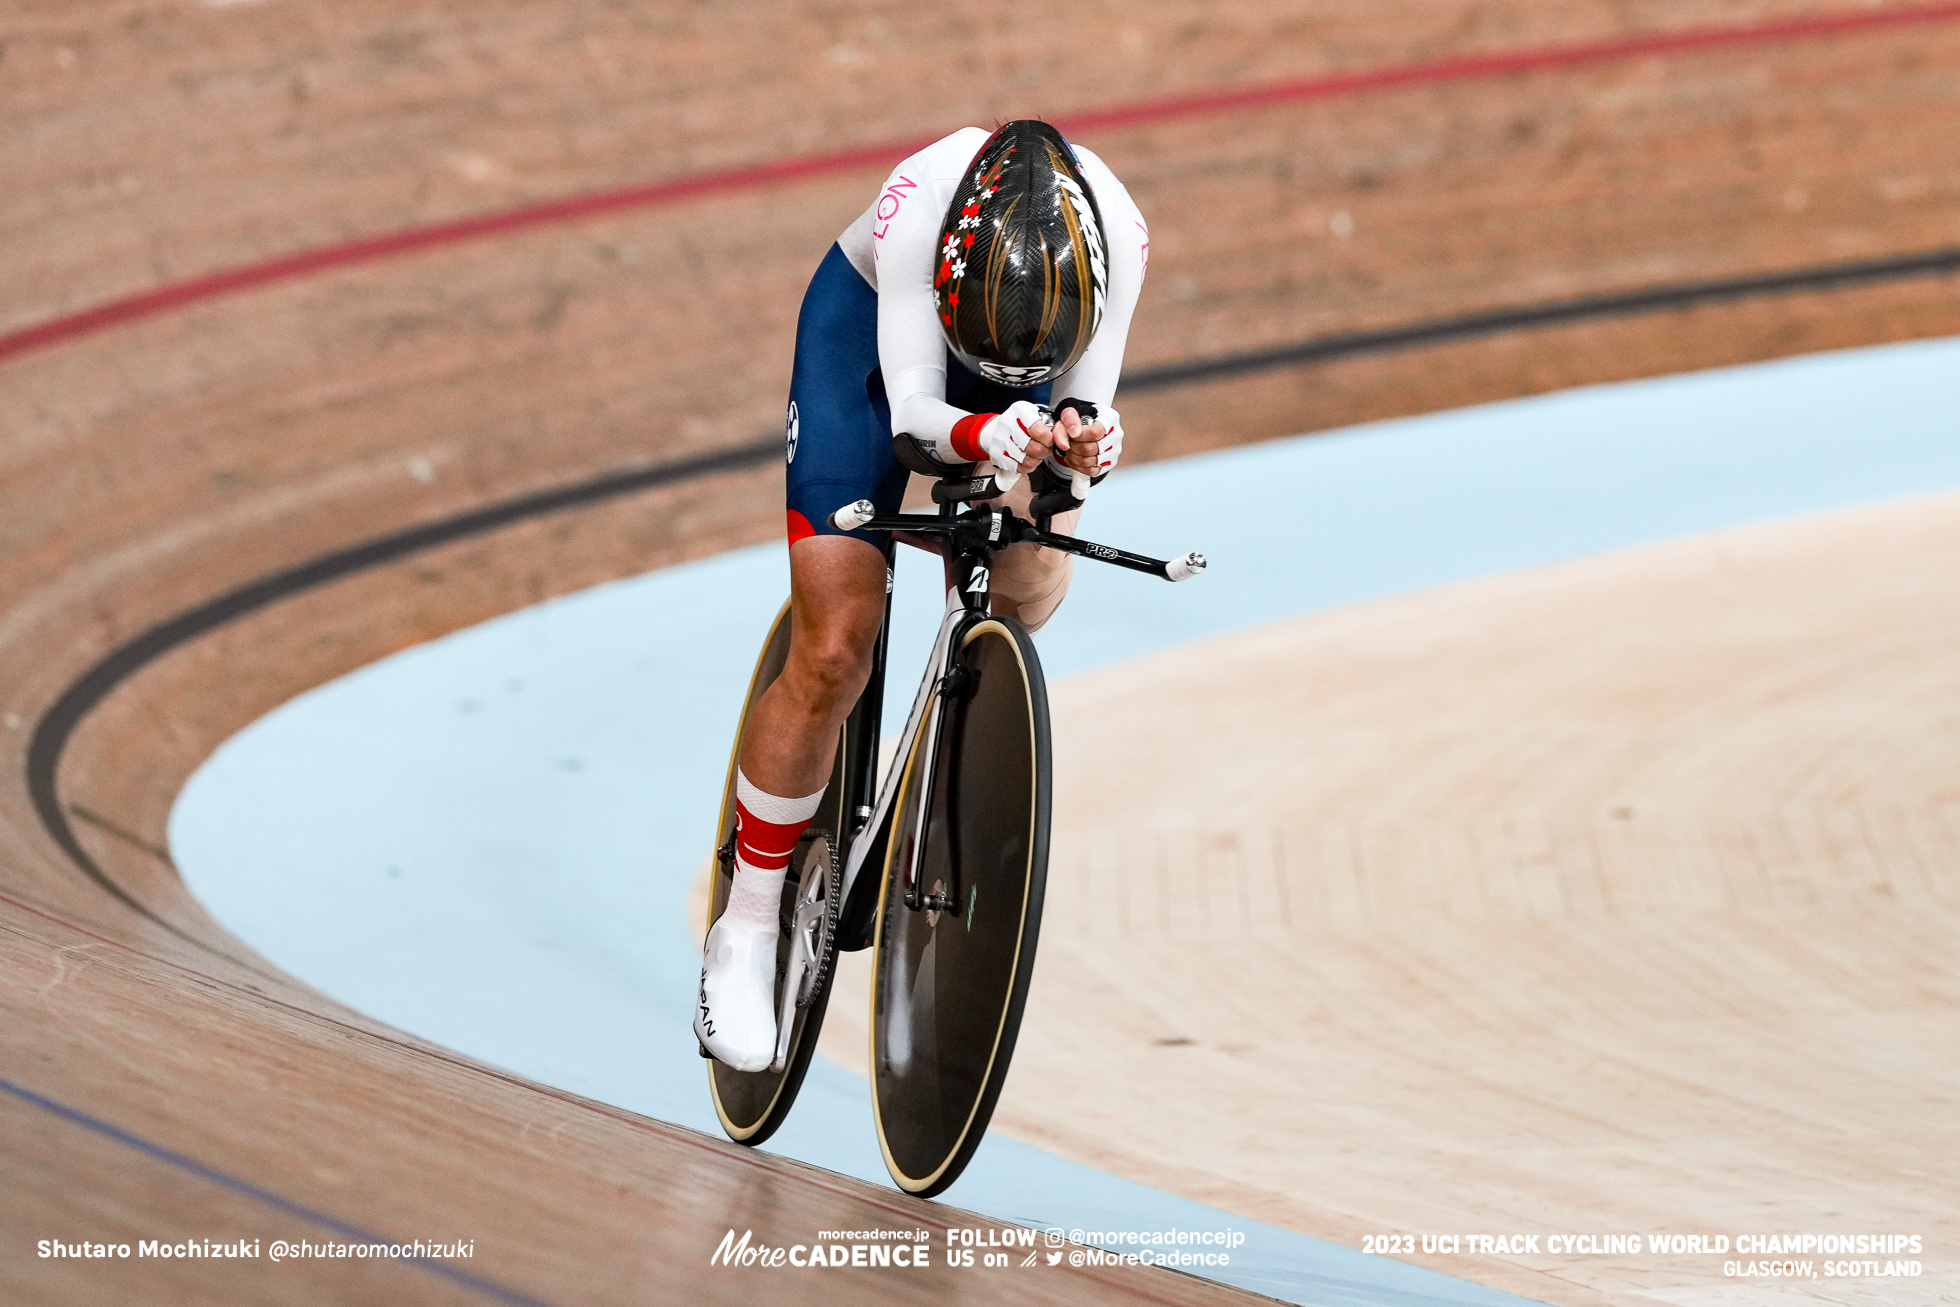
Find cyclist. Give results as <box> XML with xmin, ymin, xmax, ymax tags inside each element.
<box><xmin>697</xmin><ymin>119</ymin><xmax>1149</xmax><ymax>1070</ymax></box>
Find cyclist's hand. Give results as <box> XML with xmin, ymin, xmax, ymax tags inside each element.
<box><xmin>1049</xmin><ymin>406</ymin><xmax>1102</xmax><ymax>477</ymax></box>
<box><xmin>976</xmin><ymin>400</ymin><xmax>1052</xmax><ymax>477</ymax></box>
<box><xmin>1050</xmin><ymin>403</ymin><xmax>1124</xmax><ymax>478</ymax></box>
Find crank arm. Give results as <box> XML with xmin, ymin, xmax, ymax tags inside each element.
<box><xmin>770</xmin><ymin>970</ymin><xmax>796</xmax><ymax>1073</ymax></box>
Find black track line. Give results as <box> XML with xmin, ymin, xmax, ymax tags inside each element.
<box><xmin>25</xmin><ymin>438</ymin><xmax>779</xmax><ymax>941</ymax></box>
<box><xmin>25</xmin><ymin>243</ymin><xmax>1960</xmax><ymax>942</ymax></box>
<box><xmin>1121</xmin><ymin>246</ymin><xmax>1960</xmax><ymax>391</ymax></box>
<box><xmin>0</xmin><ymin>1074</ymin><xmax>560</xmax><ymax>1307</ymax></box>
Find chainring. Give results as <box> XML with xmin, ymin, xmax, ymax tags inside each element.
<box><xmin>785</xmin><ymin>832</ymin><xmax>843</xmax><ymax>1010</ymax></box>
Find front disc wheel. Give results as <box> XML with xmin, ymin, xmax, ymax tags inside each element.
<box><xmin>869</xmin><ymin>617</ymin><xmax>1051</xmax><ymax>1197</ymax></box>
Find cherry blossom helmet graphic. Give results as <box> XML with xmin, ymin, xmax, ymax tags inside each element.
<box><xmin>934</xmin><ymin>120</ymin><xmax>1109</xmax><ymax>387</ymax></box>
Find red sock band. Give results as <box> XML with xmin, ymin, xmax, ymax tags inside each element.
<box><xmin>735</xmin><ymin>799</ymin><xmax>814</xmax><ymax>872</ymax></box>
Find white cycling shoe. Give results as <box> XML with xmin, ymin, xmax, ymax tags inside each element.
<box><xmin>694</xmin><ymin>917</ymin><xmax>781</xmax><ymax>1072</ymax></box>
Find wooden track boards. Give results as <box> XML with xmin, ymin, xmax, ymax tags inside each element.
<box><xmin>809</xmin><ymin>493</ymin><xmax>1960</xmax><ymax>1306</ymax></box>
<box><xmin>3</xmin><ymin>890</ymin><xmax>1265</xmax><ymax>1306</ymax></box>
<box><xmin>1019</xmin><ymin>493</ymin><xmax>1960</xmax><ymax>1306</ymax></box>
<box><xmin>6</xmin><ymin>2</ymin><xmax>1960</xmax><ymax>1302</ymax></box>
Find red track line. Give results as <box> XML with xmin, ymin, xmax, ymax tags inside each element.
<box><xmin>1058</xmin><ymin>1</ymin><xmax>1960</xmax><ymax>132</ymax></box>
<box><xmin>5</xmin><ymin>1</ymin><xmax>1959</xmax><ymax>367</ymax></box>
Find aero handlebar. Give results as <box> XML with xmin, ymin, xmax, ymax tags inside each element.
<box><xmin>826</xmin><ymin>497</ymin><xmax>1207</xmax><ymax>585</ymax></box>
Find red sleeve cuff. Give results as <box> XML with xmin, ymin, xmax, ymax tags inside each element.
<box><xmin>949</xmin><ymin>412</ymin><xmax>996</xmax><ymax>463</ymax></box>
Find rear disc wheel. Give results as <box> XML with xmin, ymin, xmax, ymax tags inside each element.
<box><xmin>705</xmin><ymin>601</ymin><xmax>848</xmax><ymax>1145</ymax></box>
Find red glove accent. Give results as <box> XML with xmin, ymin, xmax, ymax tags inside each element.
<box><xmin>949</xmin><ymin>412</ymin><xmax>997</xmax><ymax>463</ymax></box>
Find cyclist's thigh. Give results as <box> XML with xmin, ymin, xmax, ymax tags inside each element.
<box><xmin>989</xmin><ymin>477</ymin><xmax>1078</xmax><ymax>632</ymax></box>
<box><xmin>785</xmin><ymin>244</ymin><xmax>908</xmax><ymax>551</ymax></box>
<box><xmin>787</xmin><ymin>535</ymin><xmax>887</xmax><ymax>662</ymax></box>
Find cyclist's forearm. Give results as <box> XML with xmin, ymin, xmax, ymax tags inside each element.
<box><xmin>887</xmin><ymin>368</ymin><xmax>968</xmax><ymax>455</ymax></box>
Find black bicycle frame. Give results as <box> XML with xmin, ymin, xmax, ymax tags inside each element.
<box><xmin>829</xmin><ymin>450</ymin><xmax>1205</xmax><ymax>948</ymax></box>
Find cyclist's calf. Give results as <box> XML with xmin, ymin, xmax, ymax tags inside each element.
<box><xmin>739</xmin><ymin>536</ymin><xmax>887</xmax><ymax>798</ymax></box>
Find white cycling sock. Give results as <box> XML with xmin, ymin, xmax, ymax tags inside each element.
<box><xmin>721</xmin><ymin>770</ymin><xmax>826</xmax><ymax>933</ymax></box>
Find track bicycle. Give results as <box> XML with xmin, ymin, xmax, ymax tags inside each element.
<box><xmin>703</xmin><ymin>412</ymin><xmax>1204</xmax><ymax>1197</ymax></box>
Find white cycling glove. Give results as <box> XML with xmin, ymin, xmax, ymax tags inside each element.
<box><xmin>1086</xmin><ymin>404</ymin><xmax>1124</xmax><ymax>477</ymax></box>
<box><xmin>949</xmin><ymin>399</ymin><xmax>1047</xmax><ymax>479</ymax></box>
<box><xmin>1044</xmin><ymin>403</ymin><xmax>1125</xmax><ymax>479</ymax></box>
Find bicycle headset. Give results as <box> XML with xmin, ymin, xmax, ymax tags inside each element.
<box><xmin>933</xmin><ymin>119</ymin><xmax>1110</xmax><ymax>388</ymax></box>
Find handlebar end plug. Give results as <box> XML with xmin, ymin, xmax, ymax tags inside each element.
<box><xmin>1167</xmin><ymin>552</ymin><xmax>1207</xmax><ymax>583</ymax></box>
<box><xmin>830</xmin><ymin>499</ymin><xmax>877</xmax><ymax>531</ymax></box>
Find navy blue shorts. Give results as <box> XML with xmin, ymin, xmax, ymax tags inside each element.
<box><xmin>783</xmin><ymin>243</ymin><xmax>1049</xmax><ymax>548</ymax></box>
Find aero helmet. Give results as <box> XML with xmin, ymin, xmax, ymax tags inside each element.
<box><xmin>934</xmin><ymin>120</ymin><xmax>1109</xmax><ymax>387</ymax></box>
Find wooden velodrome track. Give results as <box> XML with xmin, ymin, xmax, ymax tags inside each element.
<box><xmin>5</xmin><ymin>2</ymin><xmax>1959</xmax><ymax>1303</ymax></box>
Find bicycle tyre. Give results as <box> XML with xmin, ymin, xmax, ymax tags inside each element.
<box><xmin>704</xmin><ymin>600</ymin><xmax>849</xmax><ymax>1145</ymax></box>
<box><xmin>869</xmin><ymin>615</ymin><xmax>1051</xmax><ymax>1197</ymax></box>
